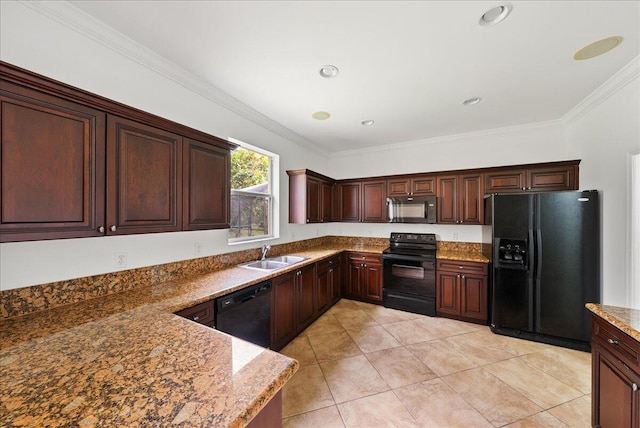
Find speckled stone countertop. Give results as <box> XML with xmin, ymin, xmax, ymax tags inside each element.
<box><xmin>436</xmin><ymin>250</ymin><xmax>490</xmax><ymax>264</ymax></box>
<box><xmin>0</xmin><ymin>244</ymin><xmax>384</xmax><ymax>427</ymax></box>
<box><xmin>586</xmin><ymin>303</ymin><xmax>640</xmax><ymax>342</ymax></box>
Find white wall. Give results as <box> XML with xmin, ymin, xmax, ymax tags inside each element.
<box><xmin>565</xmin><ymin>57</ymin><xmax>640</xmax><ymax>307</ymax></box>
<box><xmin>0</xmin><ymin>1</ymin><xmax>325</xmax><ymax>291</ymax></box>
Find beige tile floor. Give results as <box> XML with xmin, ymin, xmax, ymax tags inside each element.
<box><xmin>280</xmin><ymin>299</ymin><xmax>591</xmax><ymax>428</ymax></box>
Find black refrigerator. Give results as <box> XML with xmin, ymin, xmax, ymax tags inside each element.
<box><xmin>486</xmin><ymin>190</ymin><xmax>601</xmax><ymax>351</ymax></box>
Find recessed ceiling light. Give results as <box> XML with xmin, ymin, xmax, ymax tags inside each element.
<box><xmin>479</xmin><ymin>3</ymin><xmax>513</xmax><ymax>26</ymax></box>
<box><xmin>463</xmin><ymin>97</ymin><xmax>481</xmax><ymax>106</ymax></box>
<box><xmin>573</xmin><ymin>36</ymin><xmax>624</xmax><ymax>60</ymax></box>
<box><xmin>312</xmin><ymin>111</ymin><xmax>331</xmax><ymax>120</ymax></box>
<box><xmin>361</xmin><ymin>120</ymin><xmax>375</xmax><ymax>126</ymax></box>
<box><xmin>319</xmin><ymin>65</ymin><xmax>339</xmax><ymax>78</ymax></box>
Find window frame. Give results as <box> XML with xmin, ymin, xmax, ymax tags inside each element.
<box><xmin>227</xmin><ymin>139</ymin><xmax>279</xmax><ymax>245</ymax></box>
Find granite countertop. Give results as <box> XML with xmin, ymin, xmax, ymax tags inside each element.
<box><xmin>586</xmin><ymin>303</ymin><xmax>640</xmax><ymax>342</ymax></box>
<box><xmin>436</xmin><ymin>250</ymin><xmax>490</xmax><ymax>264</ymax></box>
<box><xmin>0</xmin><ymin>244</ymin><xmax>385</xmax><ymax>427</ymax></box>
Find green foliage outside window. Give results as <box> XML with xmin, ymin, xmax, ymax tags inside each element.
<box><xmin>231</xmin><ymin>147</ymin><xmax>269</xmax><ymax>190</ymax></box>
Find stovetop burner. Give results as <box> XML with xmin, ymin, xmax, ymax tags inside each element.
<box><xmin>383</xmin><ymin>232</ymin><xmax>437</xmax><ymax>259</ymax></box>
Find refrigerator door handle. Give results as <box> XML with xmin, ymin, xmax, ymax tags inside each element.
<box><xmin>528</xmin><ymin>228</ymin><xmax>535</xmax><ymax>332</ymax></box>
<box><xmin>534</xmin><ymin>227</ymin><xmax>542</xmax><ymax>332</ymax></box>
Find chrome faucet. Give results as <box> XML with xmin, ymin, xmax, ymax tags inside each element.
<box><xmin>260</xmin><ymin>245</ymin><xmax>271</xmax><ymax>260</ymax></box>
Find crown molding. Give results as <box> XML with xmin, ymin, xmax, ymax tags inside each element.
<box><xmin>18</xmin><ymin>0</ymin><xmax>328</xmax><ymax>157</ymax></box>
<box><xmin>562</xmin><ymin>55</ymin><xmax>640</xmax><ymax>126</ymax></box>
<box><xmin>329</xmin><ymin>119</ymin><xmax>564</xmax><ymax>158</ymax></box>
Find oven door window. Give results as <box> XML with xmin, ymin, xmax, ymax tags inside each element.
<box><xmin>391</xmin><ymin>264</ymin><xmax>425</xmax><ymax>280</ymax></box>
<box><xmin>383</xmin><ymin>258</ymin><xmax>435</xmax><ymax>297</ymax></box>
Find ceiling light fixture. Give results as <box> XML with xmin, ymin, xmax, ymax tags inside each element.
<box><xmin>361</xmin><ymin>120</ymin><xmax>375</xmax><ymax>126</ymax></box>
<box><xmin>463</xmin><ymin>97</ymin><xmax>481</xmax><ymax>106</ymax></box>
<box><xmin>312</xmin><ymin>111</ymin><xmax>331</xmax><ymax>120</ymax></box>
<box><xmin>319</xmin><ymin>65</ymin><xmax>339</xmax><ymax>78</ymax></box>
<box><xmin>479</xmin><ymin>3</ymin><xmax>513</xmax><ymax>26</ymax></box>
<box><xmin>573</xmin><ymin>36</ymin><xmax>624</xmax><ymax>60</ymax></box>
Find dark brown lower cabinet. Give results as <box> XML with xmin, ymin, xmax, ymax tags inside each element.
<box><xmin>316</xmin><ymin>255</ymin><xmax>342</xmax><ymax>314</ymax></box>
<box><xmin>436</xmin><ymin>260</ymin><xmax>488</xmax><ymax>324</ymax></box>
<box><xmin>592</xmin><ymin>314</ymin><xmax>640</xmax><ymax>427</ymax></box>
<box><xmin>271</xmin><ymin>263</ymin><xmax>317</xmax><ymax>351</ymax></box>
<box><xmin>345</xmin><ymin>252</ymin><xmax>383</xmax><ymax>303</ymax></box>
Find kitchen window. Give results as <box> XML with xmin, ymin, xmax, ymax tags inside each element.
<box><xmin>228</xmin><ymin>140</ymin><xmax>278</xmax><ymax>243</ymax></box>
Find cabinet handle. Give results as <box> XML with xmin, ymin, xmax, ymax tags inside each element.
<box><xmin>110</xmin><ymin>225</ymin><xmax>117</xmax><ymax>232</ymax></box>
<box><xmin>461</xmin><ymin>275</ymin><xmax>465</xmax><ymax>279</ymax></box>
<box><xmin>607</xmin><ymin>338</ymin><xmax>620</xmax><ymax>345</ymax></box>
<box><xmin>329</xmin><ymin>269</ymin><xmax>333</xmax><ymax>273</ymax></box>
<box><xmin>527</xmin><ymin>186</ymin><xmax>532</xmax><ymax>190</ymax></box>
<box><xmin>306</xmin><ymin>219</ymin><xmax>310</xmax><ymax>223</ymax></box>
<box><xmin>192</xmin><ymin>316</ymin><xmax>200</xmax><ymax>321</ymax></box>
<box><xmin>297</xmin><ymin>271</ymin><xmax>301</xmax><ymax>276</ymax></box>
<box><xmin>634</xmin><ymin>383</ymin><xmax>639</xmax><ymax>392</ymax></box>
<box><xmin>459</xmin><ymin>266</ymin><xmax>464</xmax><ymax>269</ymax></box>
<box><xmin>98</xmin><ymin>226</ymin><xmax>105</xmax><ymax>233</ymax></box>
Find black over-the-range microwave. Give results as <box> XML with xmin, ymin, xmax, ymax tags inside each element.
<box><xmin>386</xmin><ymin>196</ymin><xmax>437</xmax><ymax>223</ymax></box>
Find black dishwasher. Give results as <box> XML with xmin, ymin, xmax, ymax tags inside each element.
<box><xmin>215</xmin><ymin>280</ymin><xmax>271</xmax><ymax>348</ymax></box>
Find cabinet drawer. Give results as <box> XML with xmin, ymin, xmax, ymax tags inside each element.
<box><xmin>437</xmin><ymin>260</ymin><xmax>488</xmax><ymax>275</ymax></box>
<box><xmin>593</xmin><ymin>315</ymin><xmax>640</xmax><ymax>370</ymax></box>
<box><xmin>318</xmin><ymin>255</ymin><xmax>341</xmax><ymax>272</ymax></box>
<box><xmin>348</xmin><ymin>252</ymin><xmax>382</xmax><ymax>264</ymax></box>
<box><xmin>175</xmin><ymin>300</ymin><xmax>215</xmax><ymax>327</ymax></box>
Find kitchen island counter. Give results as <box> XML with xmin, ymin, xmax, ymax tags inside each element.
<box><xmin>586</xmin><ymin>303</ymin><xmax>640</xmax><ymax>342</ymax></box>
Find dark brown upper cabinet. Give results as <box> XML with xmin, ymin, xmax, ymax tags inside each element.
<box><xmin>0</xmin><ymin>61</ymin><xmax>235</xmax><ymax>242</ymax></box>
<box><xmin>183</xmin><ymin>138</ymin><xmax>230</xmax><ymax>230</ymax></box>
<box><xmin>287</xmin><ymin>169</ymin><xmax>334</xmax><ymax>224</ymax></box>
<box><xmin>436</xmin><ymin>173</ymin><xmax>484</xmax><ymax>225</ymax></box>
<box><xmin>337</xmin><ymin>179</ymin><xmax>386</xmax><ymax>223</ymax></box>
<box><xmin>0</xmin><ymin>80</ymin><xmax>106</xmax><ymax>242</ymax></box>
<box><xmin>106</xmin><ymin>115</ymin><xmax>183</xmax><ymax>235</ymax></box>
<box><xmin>485</xmin><ymin>161</ymin><xmax>579</xmax><ymax>194</ymax></box>
<box><xmin>387</xmin><ymin>174</ymin><xmax>436</xmax><ymax>196</ymax></box>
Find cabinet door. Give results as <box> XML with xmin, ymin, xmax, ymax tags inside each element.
<box><xmin>271</xmin><ymin>272</ymin><xmax>297</xmax><ymax>351</ymax></box>
<box><xmin>316</xmin><ymin>266</ymin><xmax>331</xmax><ymax>314</ymax></box>
<box><xmin>485</xmin><ymin>169</ymin><xmax>526</xmax><ymax>193</ymax></box>
<box><xmin>330</xmin><ymin>263</ymin><xmax>342</xmax><ymax>305</ymax></box>
<box><xmin>321</xmin><ymin>181</ymin><xmax>333</xmax><ymax>222</ymax></box>
<box><xmin>107</xmin><ymin>115</ymin><xmax>182</xmax><ymax>235</ymax></box>
<box><xmin>362</xmin><ymin>180</ymin><xmax>386</xmax><ymax>222</ymax></box>
<box><xmin>436</xmin><ymin>272</ymin><xmax>460</xmax><ymax>316</ymax></box>
<box><xmin>387</xmin><ymin>178</ymin><xmax>411</xmax><ymax>196</ymax></box>
<box><xmin>296</xmin><ymin>264</ymin><xmax>317</xmax><ymax>332</ymax></box>
<box><xmin>436</xmin><ymin>175</ymin><xmax>458</xmax><ymax>224</ymax></box>
<box><xmin>183</xmin><ymin>138</ymin><xmax>230</xmax><ymax>230</ymax></box>
<box><xmin>459</xmin><ymin>173</ymin><xmax>484</xmax><ymax>225</ymax></box>
<box><xmin>347</xmin><ymin>261</ymin><xmax>364</xmax><ymax>299</ymax></box>
<box><xmin>306</xmin><ymin>177</ymin><xmax>320</xmax><ymax>223</ymax></box>
<box><xmin>460</xmin><ymin>274</ymin><xmax>488</xmax><ymax>322</ymax></box>
<box><xmin>411</xmin><ymin>176</ymin><xmax>436</xmax><ymax>195</ymax></box>
<box><xmin>364</xmin><ymin>262</ymin><xmax>383</xmax><ymax>302</ymax></box>
<box><xmin>593</xmin><ymin>346</ymin><xmax>640</xmax><ymax>427</ymax></box>
<box><xmin>340</xmin><ymin>182</ymin><xmax>361</xmax><ymax>222</ymax></box>
<box><xmin>0</xmin><ymin>81</ymin><xmax>106</xmax><ymax>242</ymax></box>
<box><xmin>527</xmin><ymin>166</ymin><xmax>576</xmax><ymax>192</ymax></box>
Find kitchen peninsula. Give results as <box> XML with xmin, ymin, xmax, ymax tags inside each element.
<box><xmin>0</xmin><ymin>236</ymin><xmax>486</xmax><ymax>426</ymax></box>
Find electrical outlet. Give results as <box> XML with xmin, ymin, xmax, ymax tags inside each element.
<box><xmin>115</xmin><ymin>252</ymin><xmax>128</xmax><ymax>268</ymax></box>
<box><xmin>291</xmin><ymin>231</ymin><xmax>296</xmax><ymax>239</ymax></box>
<box><xmin>452</xmin><ymin>232</ymin><xmax>459</xmax><ymax>241</ymax></box>
<box><xmin>195</xmin><ymin>242</ymin><xmax>202</xmax><ymax>255</ymax></box>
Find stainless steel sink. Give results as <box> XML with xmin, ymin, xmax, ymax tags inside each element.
<box><xmin>266</xmin><ymin>255</ymin><xmax>308</xmax><ymax>264</ymax></box>
<box><xmin>240</xmin><ymin>260</ymin><xmax>288</xmax><ymax>271</ymax></box>
<box><xmin>238</xmin><ymin>255</ymin><xmax>309</xmax><ymax>272</ymax></box>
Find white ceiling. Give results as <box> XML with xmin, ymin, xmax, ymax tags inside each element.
<box><xmin>69</xmin><ymin>1</ymin><xmax>639</xmax><ymax>153</ymax></box>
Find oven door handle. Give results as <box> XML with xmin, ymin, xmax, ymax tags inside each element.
<box><xmin>382</xmin><ymin>253</ymin><xmax>435</xmax><ymax>263</ymax></box>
